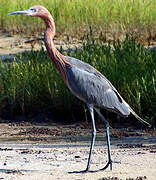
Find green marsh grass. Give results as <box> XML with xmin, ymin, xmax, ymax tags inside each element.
<box><xmin>1</xmin><ymin>0</ymin><xmax>156</xmax><ymax>40</ymax></box>
<box><xmin>0</xmin><ymin>36</ymin><xmax>155</xmax><ymax>122</ymax></box>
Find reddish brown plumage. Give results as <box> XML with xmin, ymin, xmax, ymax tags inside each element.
<box><xmin>34</xmin><ymin>5</ymin><xmax>71</xmax><ymax>83</ymax></box>
<box><xmin>44</xmin><ymin>24</ymin><xmax>70</xmax><ymax>82</ymax></box>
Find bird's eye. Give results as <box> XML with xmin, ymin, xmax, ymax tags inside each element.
<box><xmin>30</xmin><ymin>8</ymin><xmax>37</xmax><ymax>12</ymax></box>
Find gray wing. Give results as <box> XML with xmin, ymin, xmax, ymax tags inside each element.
<box><xmin>66</xmin><ymin>56</ymin><xmax>130</xmax><ymax>116</ymax></box>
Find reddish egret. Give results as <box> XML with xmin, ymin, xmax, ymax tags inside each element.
<box><xmin>8</xmin><ymin>6</ymin><xmax>151</xmax><ymax>172</ymax></box>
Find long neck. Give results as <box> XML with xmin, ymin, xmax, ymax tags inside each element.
<box><xmin>44</xmin><ymin>16</ymin><xmax>70</xmax><ymax>83</ymax></box>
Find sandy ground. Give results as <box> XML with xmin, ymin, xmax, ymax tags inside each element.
<box><xmin>0</xmin><ymin>123</ymin><xmax>155</xmax><ymax>180</ymax></box>
<box><xmin>0</xmin><ymin>140</ymin><xmax>155</xmax><ymax>180</ymax></box>
<box><xmin>0</xmin><ymin>143</ymin><xmax>155</xmax><ymax>180</ymax></box>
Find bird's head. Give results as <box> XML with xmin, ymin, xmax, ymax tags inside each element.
<box><xmin>8</xmin><ymin>5</ymin><xmax>51</xmax><ymax>19</ymax></box>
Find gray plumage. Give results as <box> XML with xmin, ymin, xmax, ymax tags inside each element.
<box><xmin>66</xmin><ymin>56</ymin><xmax>130</xmax><ymax>116</ymax></box>
<box><xmin>66</xmin><ymin>56</ymin><xmax>150</xmax><ymax>127</ymax></box>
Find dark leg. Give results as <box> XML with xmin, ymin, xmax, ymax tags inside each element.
<box><xmin>95</xmin><ymin>108</ymin><xmax>112</xmax><ymax>170</ymax></box>
<box><xmin>85</xmin><ymin>104</ymin><xmax>96</xmax><ymax>172</ymax></box>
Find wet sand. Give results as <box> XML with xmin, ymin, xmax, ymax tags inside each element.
<box><xmin>0</xmin><ymin>142</ymin><xmax>155</xmax><ymax>180</ymax></box>
<box><xmin>0</xmin><ymin>123</ymin><xmax>155</xmax><ymax>180</ymax></box>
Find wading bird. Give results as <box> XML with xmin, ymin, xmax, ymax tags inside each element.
<box><xmin>8</xmin><ymin>6</ymin><xmax>151</xmax><ymax>172</ymax></box>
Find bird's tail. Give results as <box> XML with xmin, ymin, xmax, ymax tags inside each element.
<box><xmin>130</xmin><ymin>107</ymin><xmax>151</xmax><ymax>127</ymax></box>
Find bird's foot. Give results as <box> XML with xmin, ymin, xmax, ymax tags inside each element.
<box><xmin>99</xmin><ymin>160</ymin><xmax>112</xmax><ymax>171</ymax></box>
<box><xmin>68</xmin><ymin>160</ymin><xmax>121</xmax><ymax>174</ymax></box>
<box><xmin>99</xmin><ymin>159</ymin><xmax>121</xmax><ymax>171</ymax></box>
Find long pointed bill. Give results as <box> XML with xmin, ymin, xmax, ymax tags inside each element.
<box><xmin>8</xmin><ymin>9</ymin><xmax>31</xmax><ymax>15</ymax></box>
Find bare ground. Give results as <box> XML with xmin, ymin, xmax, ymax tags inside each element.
<box><xmin>0</xmin><ymin>31</ymin><xmax>82</xmax><ymax>61</ymax></box>
<box><xmin>0</xmin><ymin>122</ymin><xmax>155</xmax><ymax>180</ymax></box>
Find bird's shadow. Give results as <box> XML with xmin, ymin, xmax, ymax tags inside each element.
<box><xmin>0</xmin><ymin>168</ymin><xmax>39</xmax><ymax>173</ymax></box>
<box><xmin>68</xmin><ymin>168</ymin><xmax>107</xmax><ymax>174</ymax></box>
